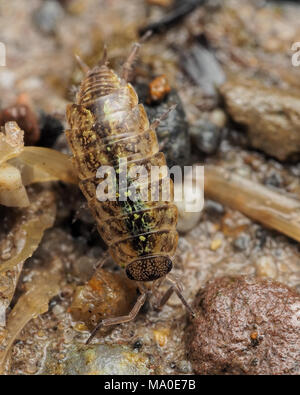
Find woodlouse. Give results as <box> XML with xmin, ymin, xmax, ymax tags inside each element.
<box><xmin>65</xmin><ymin>36</ymin><xmax>194</xmax><ymax>343</ymax></box>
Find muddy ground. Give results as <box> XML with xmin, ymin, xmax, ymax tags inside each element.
<box><xmin>0</xmin><ymin>0</ymin><xmax>299</xmax><ymax>375</ymax></box>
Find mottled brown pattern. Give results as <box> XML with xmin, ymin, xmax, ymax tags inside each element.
<box><xmin>66</xmin><ymin>62</ymin><xmax>178</xmax><ymax>280</ymax></box>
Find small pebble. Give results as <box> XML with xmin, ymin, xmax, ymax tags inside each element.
<box><xmin>26</xmin><ymin>362</ymin><xmax>38</xmax><ymax>375</ymax></box>
<box><xmin>52</xmin><ymin>304</ymin><xmax>65</xmax><ymax>317</ymax></box>
<box><xmin>153</xmin><ymin>328</ymin><xmax>170</xmax><ymax>347</ymax></box>
<box><xmin>37</xmin><ymin>330</ymin><xmax>45</xmax><ymax>338</ymax></box>
<box><xmin>132</xmin><ymin>339</ymin><xmax>143</xmax><ymax>350</ymax></box>
<box><xmin>220</xmin><ymin>78</ymin><xmax>300</xmax><ymax>161</ymax></box>
<box><xmin>64</xmin><ymin>329</ymin><xmax>75</xmax><ymax>344</ymax></box>
<box><xmin>209</xmin><ymin>109</ymin><xmax>227</xmax><ymax>128</ymax></box>
<box><xmin>250</xmin><ymin>331</ymin><xmax>258</xmax><ymax>341</ymax></box>
<box><xmin>255</xmin><ymin>228</ymin><xmax>268</xmax><ymax>248</ymax></box>
<box><xmin>0</xmin><ymin>99</ymin><xmax>40</xmax><ymax>145</ymax></box>
<box><xmin>264</xmin><ymin>172</ymin><xmax>283</xmax><ymax>188</ymax></box>
<box><xmin>182</xmin><ymin>44</ymin><xmax>226</xmax><ymax>96</ymax></box>
<box><xmin>177</xmin><ymin>360</ymin><xmax>193</xmax><ymax>374</ymax></box>
<box><xmin>70</xmin><ymin>269</ymin><xmax>137</xmax><ymax>333</ymax></box>
<box><xmin>255</xmin><ymin>256</ymin><xmax>278</xmax><ymax>279</ymax></box>
<box><xmin>33</xmin><ymin>0</ymin><xmax>64</xmax><ymax>35</ymax></box>
<box><xmin>233</xmin><ymin>233</ymin><xmax>251</xmax><ymax>251</ymax></box>
<box><xmin>210</xmin><ymin>238</ymin><xmax>222</xmax><ymax>251</ymax></box>
<box><xmin>190</xmin><ymin>119</ymin><xmax>221</xmax><ymax>154</ymax></box>
<box><xmin>205</xmin><ymin>200</ymin><xmax>225</xmax><ymax>217</ymax></box>
<box><xmin>75</xmin><ymin>323</ymin><xmax>88</xmax><ymax>332</ymax></box>
<box><xmin>1</xmin><ymin>251</ymin><xmax>12</xmax><ymax>260</ymax></box>
<box><xmin>148</xmin><ymin>75</ymin><xmax>171</xmax><ymax>102</ymax></box>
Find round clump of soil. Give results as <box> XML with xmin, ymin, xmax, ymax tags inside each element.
<box><xmin>186</xmin><ymin>276</ymin><xmax>300</xmax><ymax>375</ymax></box>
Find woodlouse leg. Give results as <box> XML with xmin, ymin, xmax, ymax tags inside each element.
<box><xmin>155</xmin><ymin>277</ymin><xmax>195</xmax><ymax>317</ymax></box>
<box><xmin>86</xmin><ymin>292</ymin><xmax>147</xmax><ymax>344</ymax></box>
<box><xmin>94</xmin><ymin>251</ymin><xmax>112</xmax><ymax>270</ymax></box>
<box><xmin>122</xmin><ymin>30</ymin><xmax>152</xmax><ymax>81</ymax></box>
<box><xmin>150</xmin><ymin>104</ymin><xmax>177</xmax><ymax>129</ymax></box>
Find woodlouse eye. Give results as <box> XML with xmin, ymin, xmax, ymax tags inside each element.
<box><xmin>126</xmin><ymin>256</ymin><xmax>172</xmax><ymax>282</ymax></box>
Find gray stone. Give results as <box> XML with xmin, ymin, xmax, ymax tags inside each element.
<box><xmin>181</xmin><ymin>44</ymin><xmax>226</xmax><ymax>96</ymax></box>
<box><xmin>135</xmin><ymin>84</ymin><xmax>191</xmax><ymax>168</ymax></box>
<box><xmin>220</xmin><ymin>78</ymin><xmax>300</xmax><ymax>161</ymax></box>
<box><xmin>33</xmin><ymin>0</ymin><xmax>64</xmax><ymax>35</ymax></box>
<box><xmin>41</xmin><ymin>344</ymin><xmax>153</xmax><ymax>375</ymax></box>
<box><xmin>190</xmin><ymin>119</ymin><xmax>221</xmax><ymax>154</ymax></box>
<box><xmin>233</xmin><ymin>233</ymin><xmax>251</xmax><ymax>252</ymax></box>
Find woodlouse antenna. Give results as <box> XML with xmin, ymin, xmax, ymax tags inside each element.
<box><xmin>150</xmin><ymin>104</ymin><xmax>177</xmax><ymax>129</ymax></box>
<box><xmin>140</xmin><ymin>30</ymin><xmax>153</xmax><ymax>44</ymax></box>
<box><xmin>98</xmin><ymin>44</ymin><xmax>108</xmax><ymax>66</ymax></box>
<box><xmin>122</xmin><ymin>30</ymin><xmax>152</xmax><ymax>81</ymax></box>
<box><xmin>75</xmin><ymin>54</ymin><xmax>90</xmax><ymax>74</ymax></box>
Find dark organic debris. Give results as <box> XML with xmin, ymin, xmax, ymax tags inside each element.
<box><xmin>136</xmin><ymin>84</ymin><xmax>191</xmax><ymax>168</ymax></box>
<box><xmin>139</xmin><ymin>0</ymin><xmax>206</xmax><ymax>36</ymax></box>
<box><xmin>38</xmin><ymin>112</ymin><xmax>64</xmax><ymax>148</ymax></box>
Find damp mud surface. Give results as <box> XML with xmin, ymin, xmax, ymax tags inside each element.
<box><xmin>0</xmin><ymin>0</ymin><xmax>299</xmax><ymax>375</ymax></box>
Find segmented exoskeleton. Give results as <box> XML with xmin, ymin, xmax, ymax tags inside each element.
<box><xmin>66</xmin><ymin>37</ymin><xmax>193</xmax><ymax>343</ymax></box>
